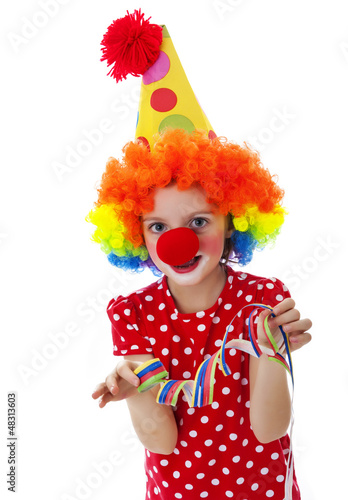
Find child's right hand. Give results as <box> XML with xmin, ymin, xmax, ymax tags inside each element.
<box><xmin>91</xmin><ymin>359</ymin><xmax>143</xmax><ymax>407</ymax></box>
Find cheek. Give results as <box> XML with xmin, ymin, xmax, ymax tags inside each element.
<box><xmin>145</xmin><ymin>239</ymin><xmax>159</xmax><ymax>261</ymax></box>
<box><xmin>199</xmin><ymin>233</ymin><xmax>225</xmax><ymax>257</ymax></box>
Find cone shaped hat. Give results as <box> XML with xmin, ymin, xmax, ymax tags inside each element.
<box><xmin>101</xmin><ymin>11</ymin><xmax>216</xmax><ymax>150</ymax></box>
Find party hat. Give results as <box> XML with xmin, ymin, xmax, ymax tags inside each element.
<box><xmin>101</xmin><ymin>9</ymin><xmax>216</xmax><ymax>150</ymax></box>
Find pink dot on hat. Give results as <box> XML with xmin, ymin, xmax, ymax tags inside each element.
<box><xmin>150</xmin><ymin>88</ymin><xmax>177</xmax><ymax>112</ymax></box>
<box><xmin>159</xmin><ymin>115</ymin><xmax>195</xmax><ymax>134</ymax></box>
<box><xmin>143</xmin><ymin>51</ymin><xmax>170</xmax><ymax>85</ymax></box>
<box><xmin>208</xmin><ymin>130</ymin><xmax>217</xmax><ymax>139</ymax></box>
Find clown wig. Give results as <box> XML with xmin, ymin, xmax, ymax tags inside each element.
<box><xmin>87</xmin><ymin>128</ymin><xmax>286</xmax><ymax>274</ymax></box>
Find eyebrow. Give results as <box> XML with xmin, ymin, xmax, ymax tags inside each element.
<box><xmin>142</xmin><ymin>210</ymin><xmax>215</xmax><ymax>223</ymax></box>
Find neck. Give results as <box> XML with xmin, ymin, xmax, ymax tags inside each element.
<box><xmin>167</xmin><ymin>264</ymin><xmax>228</xmax><ymax>314</ymax></box>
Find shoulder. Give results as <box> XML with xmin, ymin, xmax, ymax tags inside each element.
<box><xmin>107</xmin><ymin>276</ymin><xmax>166</xmax><ymax>318</ymax></box>
<box><xmin>226</xmin><ymin>266</ymin><xmax>290</xmax><ymax>299</ymax></box>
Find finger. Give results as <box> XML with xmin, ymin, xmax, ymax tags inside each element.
<box><xmin>91</xmin><ymin>383</ymin><xmax>109</xmax><ymax>399</ymax></box>
<box><xmin>268</xmin><ymin>309</ymin><xmax>301</xmax><ymax>329</ymax></box>
<box><xmin>117</xmin><ymin>362</ymin><xmax>140</xmax><ymax>388</ymax></box>
<box><xmin>257</xmin><ymin>309</ymin><xmax>271</xmax><ymax>324</ymax></box>
<box><xmin>282</xmin><ymin>318</ymin><xmax>312</xmax><ymax>334</ymax></box>
<box><xmin>272</xmin><ymin>298</ymin><xmax>296</xmax><ymax>316</ymax></box>
<box><xmin>289</xmin><ymin>332</ymin><xmax>312</xmax><ymax>351</ymax></box>
<box><xmin>98</xmin><ymin>391</ymin><xmax>117</xmax><ymax>408</ymax></box>
<box><xmin>105</xmin><ymin>374</ymin><xmax>120</xmax><ymax>395</ymax></box>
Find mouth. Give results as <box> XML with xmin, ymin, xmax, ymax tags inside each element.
<box><xmin>170</xmin><ymin>255</ymin><xmax>201</xmax><ymax>274</ymax></box>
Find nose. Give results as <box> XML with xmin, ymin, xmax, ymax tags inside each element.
<box><xmin>156</xmin><ymin>227</ymin><xmax>200</xmax><ymax>266</ymax></box>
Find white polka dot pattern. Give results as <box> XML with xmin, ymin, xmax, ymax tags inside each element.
<box><xmin>106</xmin><ymin>267</ymin><xmax>298</xmax><ymax>499</ymax></box>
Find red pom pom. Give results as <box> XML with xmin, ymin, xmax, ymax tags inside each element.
<box><xmin>101</xmin><ymin>9</ymin><xmax>163</xmax><ymax>83</ymax></box>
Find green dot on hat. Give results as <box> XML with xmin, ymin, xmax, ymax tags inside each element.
<box><xmin>159</xmin><ymin>115</ymin><xmax>195</xmax><ymax>134</ymax></box>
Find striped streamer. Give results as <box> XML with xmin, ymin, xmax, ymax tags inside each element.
<box><xmin>133</xmin><ymin>302</ymin><xmax>295</xmax><ymax>499</ymax></box>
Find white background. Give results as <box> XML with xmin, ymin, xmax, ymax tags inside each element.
<box><xmin>1</xmin><ymin>0</ymin><xmax>347</xmax><ymax>499</ymax></box>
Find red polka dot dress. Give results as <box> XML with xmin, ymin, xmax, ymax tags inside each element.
<box><xmin>107</xmin><ymin>266</ymin><xmax>301</xmax><ymax>499</ymax></box>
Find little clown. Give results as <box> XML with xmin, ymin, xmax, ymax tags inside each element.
<box><xmin>89</xmin><ymin>10</ymin><xmax>312</xmax><ymax>500</ymax></box>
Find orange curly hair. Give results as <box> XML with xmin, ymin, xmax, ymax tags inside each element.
<box><xmin>87</xmin><ymin>128</ymin><xmax>285</xmax><ymax>273</ymax></box>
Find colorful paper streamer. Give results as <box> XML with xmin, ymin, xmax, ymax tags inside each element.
<box><xmin>134</xmin><ymin>303</ymin><xmax>293</xmax><ymax>407</ymax></box>
<box><xmin>133</xmin><ymin>302</ymin><xmax>295</xmax><ymax>499</ymax></box>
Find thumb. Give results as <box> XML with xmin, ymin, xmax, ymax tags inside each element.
<box><xmin>117</xmin><ymin>361</ymin><xmax>140</xmax><ymax>387</ymax></box>
<box><xmin>258</xmin><ymin>309</ymin><xmax>272</xmax><ymax>329</ymax></box>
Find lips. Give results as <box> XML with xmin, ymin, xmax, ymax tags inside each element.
<box><xmin>171</xmin><ymin>255</ymin><xmax>201</xmax><ymax>273</ymax></box>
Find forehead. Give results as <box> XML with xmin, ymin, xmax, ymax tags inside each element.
<box><xmin>146</xmin><ymin>184</ymin><xmax>217</xmax><ymax>217</ymax></box>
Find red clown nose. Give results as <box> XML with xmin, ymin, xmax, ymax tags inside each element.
<box><xmin>156</xmin><ymin>228</ymin><xmax>200</xmax><ymax>266</ymax></box>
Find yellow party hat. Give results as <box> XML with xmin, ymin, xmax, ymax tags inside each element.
<box><xmin>101</xmin><ymin>10</ymin><xmax>216</xmax><ymax>150</ymax></box>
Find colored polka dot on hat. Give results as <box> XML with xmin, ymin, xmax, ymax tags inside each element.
<box><xmin>150</xmin><ymin>88</ymin><xmax>177</xmax><ymax>112</ymax></box>
<box><xmin>143</xmin><ymin>50</ymin><xmax>171</xmax><ymax>85</ymax></box>
<box><xmin>136</xmin><ymin>25</ymin><xmax>216</xmax><ymax>150</ymax></box>
<box><xmin>159</xmin><ymin>115</ymin><xmax>195</xmax><ymax>134</ymax></box>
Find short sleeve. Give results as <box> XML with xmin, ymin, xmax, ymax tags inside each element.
<box><xmin>241</xmin><ymin>277</ymin><xmax>291</xmax><ymax>342</ymax></box>
<box><xmin>107</xmin><ymin>295</ymin><xmax>153</xmax><ymax>357</ymax></box>
<box><xmin>255</xmin><ymin>276</ymin><xmax>291</xmax><ymax>307</ymax></box>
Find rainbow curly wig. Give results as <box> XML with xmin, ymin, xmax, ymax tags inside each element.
<box><xmin>87</xmin><ymin>128</ymin><xmax>286</xmax><ymax>274</ymax></box>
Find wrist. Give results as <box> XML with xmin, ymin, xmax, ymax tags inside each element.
<box><xmin>257</xmin><ymin>340</ymin><xmax>286</xmax><ymax>358</ymax></box>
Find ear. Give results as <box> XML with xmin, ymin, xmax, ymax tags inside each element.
<box><xmin>225</xmin><ymin>214</ymin><xmax>234</xmax><ymax>239</ymax></box>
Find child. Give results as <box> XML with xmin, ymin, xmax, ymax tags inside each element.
<box><xmin>89</xmin><ymin>11</ymin><xmax>312</xmax><ymax>500</ymax></box>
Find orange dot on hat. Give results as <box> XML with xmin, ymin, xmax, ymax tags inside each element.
<box><xmin>159</xmin><ymin>115</ymin><xmax>195</xmax><ymax>134</ymax></box>
<box><xmin>143</xmin><ymin>51</ymin><xmax>170</xmax><ymax>85</ymax></box>
<box><xmin>151</xmin><ymin>88</ymin><xmax>177</xmax><ymax>112</ymax></box>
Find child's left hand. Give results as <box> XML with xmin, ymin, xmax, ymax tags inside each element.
<box><xmin>257</xmin><ymin>298</ymin><xmax>312</xmax><ymax>353</ymax></box>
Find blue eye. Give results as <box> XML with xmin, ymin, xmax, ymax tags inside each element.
<box><xmin>149</xmin><ymin>223</ymin><xmax>166</xmax><ymax>233</ymax></box>
<box><xmin>191</xmin><ymin>218</ymin><xmax>207</xmax><ymax>229</ymax></box>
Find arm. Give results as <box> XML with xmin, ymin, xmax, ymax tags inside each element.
<box><xmin>92</xmin><ymin>354</ymin><xmax>178</xmax><ymax>455</ymax></box>
<box><xmin>249</xmin><ymin>352</ymin><xmax>291</xmax><ymax>443</ymax></box>
<box><xmin>123</xmin><ymin>354</ymin><xmax>178</xmax><ymax>455</ymax></box>
<box><xmin>249</xmin><ymin>298</ymin><xmax>312</xmax><ymax>443</ymax></box>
